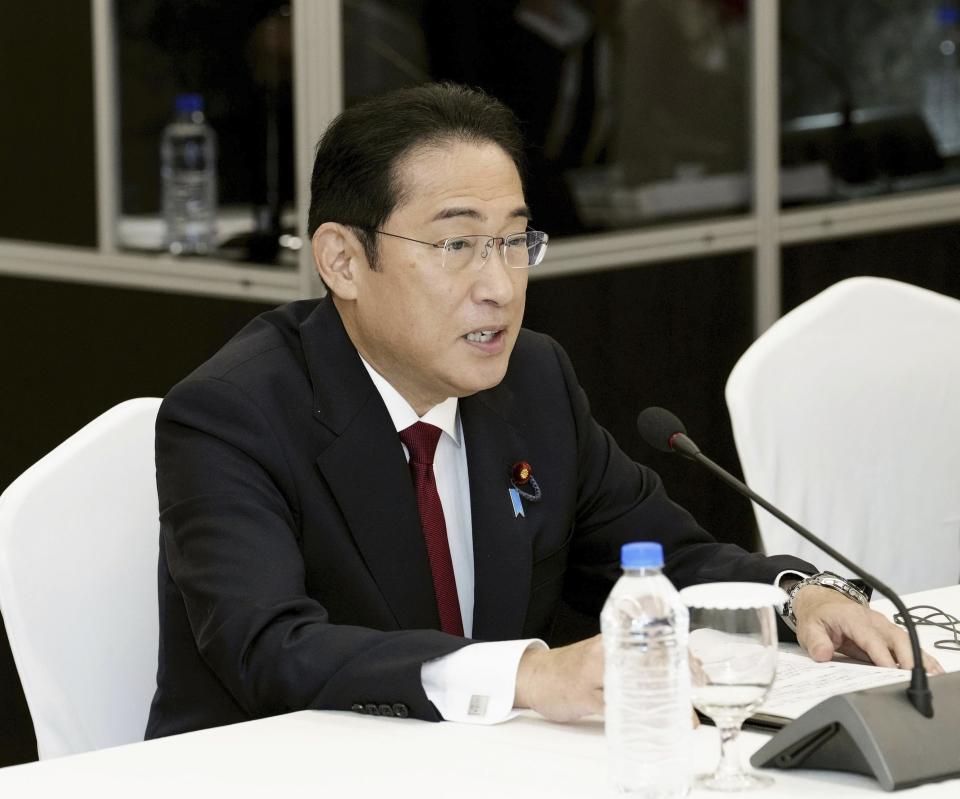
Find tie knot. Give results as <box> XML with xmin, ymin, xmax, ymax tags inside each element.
<box><xmin>399</xmin><ymin>421</ymin><xmax>442</xmax><ymax>465</ymax></box>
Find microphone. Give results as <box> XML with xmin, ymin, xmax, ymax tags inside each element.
<box><xmin>638</xmin><ymin>406</ymin><xmax>960</xmax><ymax>791</ymax></box>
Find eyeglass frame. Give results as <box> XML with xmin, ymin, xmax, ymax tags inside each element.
<box><xmin>361</xmin><ymin>228</ymin><xmax>549</xmax><ymax>272</ymax></box>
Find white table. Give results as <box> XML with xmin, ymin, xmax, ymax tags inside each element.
<box><xmin>870</xmin><ymin>585</ymin><xmax>960</xmax><ymax>669</ymax></box>
<box><xmin>0</xmin><ymin>586</ymin><xmax>957</xmax><ymax>797</ymax></box>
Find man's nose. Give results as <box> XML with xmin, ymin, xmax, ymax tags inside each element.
<box><xmin>473</xmin><ymin>239</ymin><xmax>518</xmax><ymax>305</ymax></box>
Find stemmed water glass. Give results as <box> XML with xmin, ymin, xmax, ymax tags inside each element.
<box><xmin>678</xmin><ymin>582</ymin><xmax>788</xmax><ymax>792</ymax></box>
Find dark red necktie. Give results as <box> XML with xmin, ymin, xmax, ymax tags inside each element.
<box><xmin>399</xmin><ymin>422</ymin><xmax>464</xmax><ymax>636</ymax></box>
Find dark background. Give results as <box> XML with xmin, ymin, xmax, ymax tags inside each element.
<box><xmin>0</xmin><ymin>4</ymin><xmax>96</xmax><ymax>248</ymax></box>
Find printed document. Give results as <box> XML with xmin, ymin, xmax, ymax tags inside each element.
<box><xmin>752</xmin><ymin>650</ymin><xmax>909</xmax><ymax>727</ymax></box>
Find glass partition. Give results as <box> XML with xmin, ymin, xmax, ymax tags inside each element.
<box><xmin>780</xmin><ymin>0</ymin><xmax>960</xmax><ymax>207</ymax></box>
<box><xmin>115</xmin><ymin>0</ymin><xmax>298</xmax><ymax>266</ymax></box>
<box><xmin>0</xmin><ymin>3</ymin><xmax>96</xmax><ymax>247</ymax></box>
<box><xmin>342</xmin><ymin>0</ymin><xmax>752</xmax><ymax>237</ymax></box>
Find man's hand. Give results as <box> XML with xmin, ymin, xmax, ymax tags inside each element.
<box><xmin>792</xmin><ymin>585</ymin><xmax>944</xmax><ymax>674</ymax></box>
<box><xmin>513</xmin><ymin>636</ymin><xmax>702</xmax><ymax>727</ymax></box>
<box><xmin>514</xmin><ymin>636</ymin><xmax>604</xmax><ymax>722</ymax></box>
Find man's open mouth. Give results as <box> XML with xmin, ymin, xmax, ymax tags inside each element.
<box><xmin>464</xmin><ymin>329</ymin><xmax>502</xmax><ymax>344</ymax></box>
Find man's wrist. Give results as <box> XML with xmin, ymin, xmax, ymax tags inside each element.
<box><xmin>784</xmin><ymin>571</ymin><xmax>869</xmax><ymax>630</ymax></box>
<box><xmin>514</xmin><ymin>642</ymin><xmax>549</xmax><ymax>710</ymax></box>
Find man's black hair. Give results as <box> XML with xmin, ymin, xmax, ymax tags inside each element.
<box><xmin>307</xmin><ymin>82</ymin><xmax>526</xmax><ymax>269</ymax></box>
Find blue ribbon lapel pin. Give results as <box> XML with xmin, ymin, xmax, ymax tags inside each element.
<box><xmin>508</xmin><ymin>460</ymin><xmax>541</xmax><ymax>518</ymax></box>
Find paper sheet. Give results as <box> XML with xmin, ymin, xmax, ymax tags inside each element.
<box><xmin>754</xmin><ymin>650</ymin><xmax>910</xmax><ymax>723</ymax></box>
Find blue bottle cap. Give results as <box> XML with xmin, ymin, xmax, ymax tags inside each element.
<box><xmin>939</xmin><ymin>6</ymin><xmax>960</xmax><ymax>25</ymax></box>
<box><xmin>175</xmin><ymin>93</ymin><xmax>204</xmax><ymax>114</ymax></box>
<box><xmin>621</xmin><ymin>542</ymin><xmax>664</xmax><ymax>569</ymax></box>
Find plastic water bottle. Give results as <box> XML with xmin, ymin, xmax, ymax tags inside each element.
<box><xmin>161</xmin><ymin>93</ymin><xmax>217</xmax><ymax>255</ymax></box>
<box><xmin>924</xmin><ymin>5</ymin><xmax>960</xmax><ymax>156</ymax></box>
<box><xmin>601</xmin><ymin>542</ymin><xmax>691</xmax><ymax>797</ymax></box>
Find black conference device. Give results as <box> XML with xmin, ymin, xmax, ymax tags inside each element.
<box><xmin>637</xmin><ymin>406</ymin><xmax>960</xmax><ymax>791</ymax></box>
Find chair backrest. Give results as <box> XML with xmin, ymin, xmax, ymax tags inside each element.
<box><xmin>0</xmin><ymin>398</ymin><xmax>163</xmax><ymax>759</ymax></box>
<box><xmin>726</xmin><ymin>278</ymin><xmax>960</xmax><ymax>594</ymax></box>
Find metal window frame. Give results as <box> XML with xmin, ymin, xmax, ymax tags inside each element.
<box><xmin>1</xmin><ymin>1</ymin><xmax>960</xmax><ymax>330</ymax></box>
<box><xmin>292</xmin><ymin>0</ymin><xmax>340</xmax><ymax>299</ymax></box>
<box><xmin>92</xmin><ymin>0</ymin><xmax>118</xmax><ymax>254</ymax></box>
<box><xmin>751</xmin><ymin>0</ymin><xmax>781</xmax><ymax>334</ymax></box>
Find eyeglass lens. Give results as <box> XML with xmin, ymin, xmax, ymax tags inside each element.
<box><xmin>441</xmin><ymin>232</ymin><xmax>548</xmax><ymax>271</ymax></box>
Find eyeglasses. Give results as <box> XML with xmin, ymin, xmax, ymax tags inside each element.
<box><xmin>370</xmin><ymin>229</ymin><xmax>549</xmax><ymax>273</ymax></box>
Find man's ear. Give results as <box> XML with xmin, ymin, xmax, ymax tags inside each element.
<box><xmin>312</xmin><ymin>223</ymin><xmax>366</xmax><ymax>300</ymax></box>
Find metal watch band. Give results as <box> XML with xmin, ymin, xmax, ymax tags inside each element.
<box><xmin>783</xmin><ymin>571</ymin><xmax>870</xmax><ymax>631</ymax></box>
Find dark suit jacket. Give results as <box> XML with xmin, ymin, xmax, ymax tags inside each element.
<box><xmin>146</xmin><ymin>298</ymin><xmax>812</xmax><ymax>739</ymax></box>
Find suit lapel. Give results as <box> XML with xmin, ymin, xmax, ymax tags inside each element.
<box><xmin>302</xmin><ymin>300</ymin><xmax>439</xmax><ymax>631</ymax></box>
<box><xmin>300</xmin><ymin>299</ymin><xmax>539</xmax><ymax>640</ymax></box>
<box><xmin>461</xmin><ymin>388</ymin><xmax>536</xmax><ymax>641</ymax></box>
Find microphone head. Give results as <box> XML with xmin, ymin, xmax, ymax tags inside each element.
<box><xmin>637</xmin><ymin>406</ymin><xmax>688</xmax><ymax>453</ymax></box>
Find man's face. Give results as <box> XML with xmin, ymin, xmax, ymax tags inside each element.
<box><xmin>339</xmin><ymin>140</ymin><xmax>530</xmax><ymax>414</ymax></box>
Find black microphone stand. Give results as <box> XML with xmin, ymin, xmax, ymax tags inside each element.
<box><xmin>644</xmin><ymin>414</ymin><xmax>960</xmax><ymax>791</ymax></box>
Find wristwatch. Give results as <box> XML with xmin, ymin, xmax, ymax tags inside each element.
<box><xmin>782</xmin><ymin>571</ymin><xmax>870</xmax><ymax>632</ymax></box>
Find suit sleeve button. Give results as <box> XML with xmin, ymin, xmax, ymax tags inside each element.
<box><xmin>378</xmin><ymin>703</ymin><xmax>394</xmax><ymax>716</ymax></box>
<box><xmin>350</xmin><ymin>704</ymin><xmax>364</xmax><ymax>714</ymax></box>
<box><xmin>365</xmin><ymin>703</ymin><xmax>380</xmax><ymax>716</ymax></box>
<box><xmin>392</xmin><ymin>703</ymin><xmax>409</xmax><ymax>718</ymax></box>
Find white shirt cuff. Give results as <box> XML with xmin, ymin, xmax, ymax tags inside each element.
<box><xmin>773</xmin><ymin>569</ymin><xmax>811</xmax><ymax>625</ymax></box>
<box><xmin>774</xmin><ymin>569</ymin><xmax>810</xmax><ymax>590</ymax></box>
<box><xmin>420</xmin><ymin>639</ymin><xmax>547</xmax><ymax>724</ymax></box>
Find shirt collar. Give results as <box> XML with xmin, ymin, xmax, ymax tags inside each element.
<box><xmin>359</xmin><ymin>354</ymin><xmax>461</xmax><ymax>446</ymax></box>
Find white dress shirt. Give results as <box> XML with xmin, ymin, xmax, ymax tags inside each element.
<box><xmin>359</xmin><ymin>356</ymin><xmax>544</xmax><ymax>723</ymax></box>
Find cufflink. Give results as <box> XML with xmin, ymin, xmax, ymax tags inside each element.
<box><xmin>468</xmin><ymin>695</ymin><xmax>489</xmax><ymax>717</ymax></box>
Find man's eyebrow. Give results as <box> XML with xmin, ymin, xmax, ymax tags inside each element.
<box><xmin>429</xmin><ymin>205</ymin><xmax>532</xmax><ymax>223</ymax></box>
<box><xmin>431</xmin><ymin>207</ymin><xmax>484</xmax><ymax>222</ymax></box>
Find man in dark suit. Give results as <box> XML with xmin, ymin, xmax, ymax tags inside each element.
<box><xmin>146</xmin><ymin>83</ymin><xmax>936</xmax><ymax>740</ymax></box>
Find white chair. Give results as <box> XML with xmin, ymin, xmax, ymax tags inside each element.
<box><xmin>0</xmin><ymin>398</ymin><xmax>162</xmax><ymax>758</ymax></box>
<box><xmin>727</xmin><ymin>277</ymin><xmax>960</xmax><ymax>595</ymax></box>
